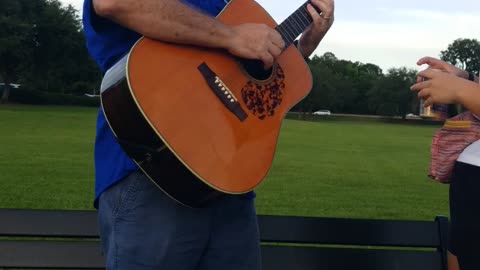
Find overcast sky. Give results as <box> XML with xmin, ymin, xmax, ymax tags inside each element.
<box><xmin>61</xmin><ymin>0</ymin><xmax>479</xmax><ymax>72</ymax></box>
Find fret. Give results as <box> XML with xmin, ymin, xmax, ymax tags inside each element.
<box><xmin>292</xmin><ymin>12</ymin><xmax>309</xmax><ymax>29</ymax></box>
<box><xmin>275</xmin><ymin>1</ymin><xmax>321</xmax><ymax>48</ymax></box>
<box><xmin>298</xmin><ymin>6</ymin><xmax>312</xmax><ymax>27</ymax></box>
<box><xmin>284</xmin><ymin>22</ymin><xmax>297</xmax><ymax>41</ymax></box>
<box><xmin>299</xmin><ymin>5</ymin><xmax>314</xmax><ymax>26</ymax></box>
<box><xmin>277</xmin><ymin>24</ymin><xmax>295</xmax><ymax>44</ymax></box>
<box><xmin>276</xmin><ymin>20</ymin><xmax>297</xmax><ymax>45</ymax></box>
<box><xmin>298</xmin><ymin>6</ymin><xmax>310</xmax><ymax>23</ymax></box>
<box><xmin>285</xmin><ymin>17</ymin><xmax>302</xmax><ymax>35</ymax></box>
<box><xmin>276</xmin><ymin>24</ymin><xmax>287</xmax><ymax>42</ymax></box>
<box><xmin>286</xmin><ymin>16</ymin><xmax>304</xmax><ymax>33</ymax></box>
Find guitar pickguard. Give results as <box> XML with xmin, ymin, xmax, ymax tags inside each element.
<box><xmin>241</xmin><ymin>65</ymin><xmax>286</xmax><ymax>120</ymax></box>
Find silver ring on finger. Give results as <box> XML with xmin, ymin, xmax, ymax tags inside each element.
<box><xmin>319</xmin><ymin>12</ymin><xmax>331</xmax><ymax>19</ymax></box>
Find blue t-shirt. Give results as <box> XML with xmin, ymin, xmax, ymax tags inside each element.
<box><xmin>83</xmin><ymin>0</ymin><xmax>230</xmax><ymax>206</ymax></box>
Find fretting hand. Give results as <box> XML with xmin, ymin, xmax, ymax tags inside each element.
<box><xmin>297</xmin><ymin>0</ymin><xmax>335</xmax><ymax>58</ymax></box>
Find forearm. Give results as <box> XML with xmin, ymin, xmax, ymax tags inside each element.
<box><xmin>466</xmin><ymin>73</ymin><xmax>479</xmax><ymax>83</ymax></box>
<box><xmin>457</xmin><ymin>81</ymin><xmax>480</xmax><ymax>116</ymax></box>
<box><xmin>93</xmin><ymin>0</ymin><xmax>233</xmax><ymax>49</ymax></box>
<box><xmin>298</xmin><ymin>34</ymin><xmax>322</xmax><ymax>58</ymax></box>
<box><xmin>297</xmin><ymin>24</ymin><xmax>332</xmax><ymax>58</ymax></box>
<box><xmin>460</xmin><ymin>70</ymin><xmax>479</xmax><ymax>83</ymax></box>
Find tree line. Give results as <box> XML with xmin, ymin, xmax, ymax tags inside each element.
<box><xmin>296</xmin><ymin>37</ymin><xmax>480</xmax><ymax>117</ymax></box>
<box><xmin>0</xmin><ymin>0</ymin><xmax>101</xmax><ymax>103</ymax></box>
<box><xmin>1</xmin><ymin>0</ymin><xmax>480</xmax><ymax>116</ymax></box>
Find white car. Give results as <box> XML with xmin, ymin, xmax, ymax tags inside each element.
<box><xmin>406</xmin><ymin>113</ymin><xmax>421</xmax><ymax>119</ymax></box>
<box><xmin>0</xmin><ymin>83</ymin><xmax>21</xmax><ymax>89</ymax></box>
<box><xmin>313</xmin><ymin>110</ymin><xmax>331</xmax><ymax>115</ymax></box>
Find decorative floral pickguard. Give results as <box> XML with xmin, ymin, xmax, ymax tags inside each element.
<box><xmin>241</xmin><ymin>66</ymin><xmax>285</xmax><ymax>120</ymax></box>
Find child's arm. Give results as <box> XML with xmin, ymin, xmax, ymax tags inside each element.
<box><xmin>457</xmin><ymin>80</ymin><xmax>480</xmax><ymax>116</ymax></box>
<box><xmin>411</xmin><ymin>69</ymin><xmax>480</xmax><ymax>116</ymax></box>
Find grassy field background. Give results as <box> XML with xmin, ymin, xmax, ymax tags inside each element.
<box><xmin>0</xmin><ymin>105</ymin><xmax>449</xmax><ymax>221</ymax></box>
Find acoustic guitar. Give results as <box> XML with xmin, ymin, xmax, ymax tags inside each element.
<box><xmin>100</xmin><ymin>0</ymin><xmax>316</xmax><ymax>207</ymax></box>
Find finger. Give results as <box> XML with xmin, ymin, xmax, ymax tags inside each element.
<box><xmin>410</xmin><ymin>80</ymin><xmax>431</xmax><ymax>92</ymax></box>
<box><xmin>424</xmin><ymin>97</ymin><xmax>434</xmax><ymax>107</ymax></box>
<box><xmin>418</xmin><ymin>89</ymin><xmax>431</xmax><ymax>100</ymax></box>
<box><xmin>309</xmin><ymin>0</ymin><xmax>323</xmax><ymax>13</ymax></box>
<box><xmin>417</xmin><ymin>56</ymin><xmax>438</xmax><ymax>66</ymax></box>
<box><xmin>416</xmin><ymin>75</ymin><xmax>424</xmax><ymax>83</ymax></box>
<box><xmin>311</xmin><ymin>0</ymin><xmax>334</xmax><ymax>18</ymax></box>
<box><xmin>260</xmin><ymin>53</ymin><xmax>274</xmax><ymax>70</ymax></box>
<box><xmin>307</xmin><ymin>4</ymin><xmax>322</xmax><ymax>22</ymax></box>
<box><xmin>268</xmin><ymin>44</ymin><xmax>282</xmax><ymax>59</ymax></box>
<box><xmin>418</xmin><ymin>69</ymin><xmax>439</xmax><ymax>80</ymax></box>
<box><xmin>416</xmin><ymin>68</ymin><xmax>436</xmax><ymax>82</ymax></box>
<box><xmin>270</xmin><ymin>31</ymin><xmax>285</xmax><ymax>49</ymax></box>
<box><xmin>417</xmin><ymin>57</ymin><xmax>447</xmax><ymax>70</ymax></box>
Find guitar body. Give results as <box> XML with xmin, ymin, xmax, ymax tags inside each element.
<box><xmin>101</xmin><ymin>0</ymin><xmax>312</xmax><ymax>207</ymax></box>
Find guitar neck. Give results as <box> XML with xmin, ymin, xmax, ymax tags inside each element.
<box><xmin>275</xmin><ymin>1</ymin><xmax>321</xmax><ymax>47</ymax></box>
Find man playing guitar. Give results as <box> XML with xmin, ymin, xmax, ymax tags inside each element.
<box><xmin>83</xmin><ymin>0</ymin><xmax>334</xmax><ymax>268</ymax></box>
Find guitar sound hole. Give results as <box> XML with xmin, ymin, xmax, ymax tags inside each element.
<box><xmin>239</xmin><ymin>59</ymin><xmax>273</xmax><ymax>81</ymax></box>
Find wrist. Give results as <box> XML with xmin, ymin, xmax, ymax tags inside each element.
<box><xmin>456</xmin><ymin>80</ymin><xmax>478</xmax><ymax>104</ymax></box>
<box><xmin>467</xmin><ymin>72</ymin><xmax>475</xmax><ymax>82</ymax></box>
<box><xmin>454</xmin><ymin>86</ymin><xmax>468</xmax><ymax>106</ymax></box>
<box><xmin>456</xmin><ymin>81</ymin><xmax>480</xmax><ymax>115</ymax></box>
<box><xmin>218</xmin><ymin>24</ymin><xmax>236</xmax><ymax>50</ymax></box>
<box><xmin>459</xmin><ymin>70</ymin><xmax>469</xmax><ymax>79</ymax></box>
<box><xmin>294</xmin><ymin>39</ymin><xmax>311</xmax><ymax>62</ymax></box>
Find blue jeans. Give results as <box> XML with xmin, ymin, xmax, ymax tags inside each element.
<box><xmin>97</xmin><ymin>171</ymin><xmax>261</xmax><ymax>270</ymax></box>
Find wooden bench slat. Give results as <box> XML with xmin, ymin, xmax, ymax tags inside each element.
<box><xmin>0</xmin><ymin>209</ymin><xmax>98</xmax><ymax>238</ymax></box>
<box><xmin>0</xmin><ymin>209</ymin><xmax>447</xmax><ymax>248</ymax></box>
<box><xmin>261</xmin><ymin>246</ymin><xmax>443</xmax><ymax>270</ymax></box>
<box><xmin>258</xmin><ymin>215</ymin><xmax>445</xmax><ymax>247</ymax></box>
<box><xmin>0</xmin><ymin>241</ymin><xmax>443</xmax><ymax>270</ymax></box>
<box><xmin>0</xmin><ymin>240</ymin><xmax>104</xmax><ymax>269</ymax></box>
<box><xmin>0</xmin><ymin>209</ymin><xmax>448</xmax><ymax>270</ymax></box>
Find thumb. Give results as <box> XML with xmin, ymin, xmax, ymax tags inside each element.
<box><xmin>424</xmin><ymin>97</ymin><xmax>434</xmax><ymax>107</ymax></box>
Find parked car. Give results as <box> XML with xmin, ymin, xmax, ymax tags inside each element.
<box><xmin>0</xmin><ymin>83</ymin><xmax>21</xmax><ymax>89</ymax></box>
<box><xmin>313</xmin><ymin>110</ymin><xmax>331</xmax><ymax>115</ymax></box>
<box><xmin>406</xmin><ymin>113</ymin><xmax>421</xmax><ymax>119</ymax></box>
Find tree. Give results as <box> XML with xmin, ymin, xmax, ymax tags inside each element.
<box><xmin>26</xmin><ymin>0</ymin><xmax>97</xmax><ymax>93</ymax></box>
<box><xmin>352</xmin><ymin>63</ymin><xmax>383</xmax><ymax>115</ymax></box>
<box><xmin>300</xmin><ymin>62</ymin><xmax>336</xmax><ymax>116</ymax></box>
<box><xmin>295</xmin><ymin>52</ymin><xmax>383</xmax><ymax>116</ymax></box>
<box><xmin>1</xmin><ymin>0</ymin><xmax>102</xmax><ymax>103</ymax></box>
<box><xmin>368</xmin><ymin>68</ymin><xmax>417</xmax><ymax>118</ymax></box>
<box><xmin>441</xmin><ymin>38</ymin><xmax>480</xmax><ymax>76</ymax></box>
<box><xmin>0</xmin><ymin>0</ymin><xmax>39</xmax><ymax>102</ymax></box>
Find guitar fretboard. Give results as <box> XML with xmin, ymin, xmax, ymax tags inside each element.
<box><xmin>275</xmin><ymin>1</ymin><xmax>320</xmax><ymax>47</ymax></box>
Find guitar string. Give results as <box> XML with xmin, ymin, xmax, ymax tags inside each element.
<box><xmin>286</xmin><ymin>16</ymin><xmax>304</xmax><ymax>34</ymax></box>
<box><xmin>283</xmin><ymin>21</ymin><xmax>298</xmax><ymax>41</ymax></box>
<box><xmin>290</xmin><ymin>5</ymin><xmax>310</xmax><ymax>30</ymax></box>
<box><xmin>276</xmin><ymin>2</ymin><xmax>314</xmax><ymax>46</ymax></box>
<box><xmin>277</xmin><ymin>24</ymin><xmax>295</xmax><ymax>43</ymax></box>
<box><xmin>294</xmin><ymin>9</ymin><xmax>310</xmax><ymax>29</ymax></box>
<box><xmin>298</xmin><ymin>7</ymin><xmax>311</xmax><ymax>25</ymax></box>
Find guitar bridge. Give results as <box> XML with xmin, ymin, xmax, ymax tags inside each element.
<box><xmin>198</xmin><ymin>62</ymin><xmax>248</xmax><ymax>122</ymax></box>
<box><xmin>214</xmin><ymin>77</ymin><xmax>237</xmax><ymax>104</ymax></box>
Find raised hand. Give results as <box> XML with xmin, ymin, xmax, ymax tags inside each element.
<box><xmin>297</xmin><ymin>0</ymin><xmax>335</xmax><ymax>57</ymax></box>
<box><xmin>411</xmin><ymin>69</ymin><xmax>467</xmax><ymax>107</ymax></box>
<box><xmin>417</xmin><ymin>57</ymin><xmax>469</xmax><ymax>79</ymax></box>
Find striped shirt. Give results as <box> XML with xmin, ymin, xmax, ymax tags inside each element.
<box><xmin>458</xmin><ymin>140</ymin><xmax>480</xmax><ymax>167</ymax></box>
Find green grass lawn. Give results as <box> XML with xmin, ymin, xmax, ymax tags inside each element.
<box><xmin>0</xmin><ymin>105</ymin><xmax>449</xmax><ymax>221</ymax></box>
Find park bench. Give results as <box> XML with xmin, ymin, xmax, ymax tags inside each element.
<box><xmin>0</xmin><ymin>209</ymin><xmax>448</xmax><ymax>270</ymax></box>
